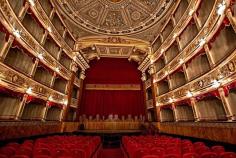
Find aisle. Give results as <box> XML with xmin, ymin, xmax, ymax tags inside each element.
<box><xmin>98</xmin><ymin>148</ymin><xmax>124</xmax><ymax>158</ymax></box>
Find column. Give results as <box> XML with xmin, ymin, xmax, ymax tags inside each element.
<box><xmin>172</xmin><ymin>103</ymin><xmax>178</xmax><ymax>122</ymax></box>
<box><xmin>0</xmin><ymin>35</ymin><xmax>14</xmax><ymax>62</ymax></box>
<box><xmin>77</xmin><ymin>70</ymin><xmax>86</xmax><ymax>113</ymax></box>
<box><xmin>218</xmin><ymin>87</ymin><xmax>233</xmax><ymax>121</ymax></box>
<box><xmin>190</xmin><ymin>97</ymin><xmax>199</xmax><ymax>121</ymax></box>
<box><xmin>149</xmin><ymin>64</ymin><xmax>158</xmax><ymax>121</ymax></box>
<box><xmin>141</xmin><ymin>72</ymin><xmax>149</xmax><ymax>121</ymax></box>
<box><xmin>42</xmin><ymin>102</ymin><xmax>50</xmax><ymax>121</ymax></box>
<box><xmin>226</xmin><ymin>9</ymin><xmax>236</xmax><ymax>32</ymax></box>
<box><xmin>15</xmin><ymin>94</ymin><xmax>28</xmax><ymax>120</ymax></box>
<box><xmin>30</xmin><ymin>58</ymin><xmax>39</xmax><ymax>77</ymax></box>
<box><xmin>18</xmin><ymin>1</ymin><xmax>29</xmax><ymax>21</ymax></box>
<box><xmin>62</xmin><ymin>62</ymin><xmax>78</xmax><ymax>121</ymax></box>
<box><xmin>204</xmin><ymin>44</ymin><xmax>215</xmax><ymax>68</ymax></box>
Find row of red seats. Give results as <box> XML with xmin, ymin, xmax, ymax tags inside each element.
<box><xmin>122</xmin><ymin>135</ymin><xmax>236</xmax><ymax>158</ymax></box>
<box><xmin>0</xmin><ymin>136</ymin><xmax>101</xmax><ymax>158</ymax></box>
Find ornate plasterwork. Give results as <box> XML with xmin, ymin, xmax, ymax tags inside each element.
<box><xmin>0</xmin><ymin>62</ymin><xmax>67</xmax><ymax>105</ymax></box>
<box><xmin>52</xmin><ymin>0</ymin><xmax>175</xmax><ymax>36</ymax></box>
<box><xmin>85</xmin><ymin>84</ymin><xmax>141</xmax><ymax>90</ymax></box>
<box><xmin>75</xmin><ymin>36</ymin><xmax>149</xmax><ymax>63</ymax></box>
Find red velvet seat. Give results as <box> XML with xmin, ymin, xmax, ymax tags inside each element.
<box><xmin>163</xmin><ymin>154</ymin><xmax>181</xmax><ymax>158</ymax></box>
<box><xmin>200</xmin><ymin>152</ymin><xmax>218</xmax><ymax>158</ymax></box>
<box><xmin>165</xmin><ymin>147</ymin><xmax>181</xmax><ymax>155</ymax></box>
<box><xmin>220</xmin><ymin>152</ymin><xmax>236</xmax><ymax>158</ymax></box>
<box><xmin>183</xmin><ymin>153</ymin><xmax>200</xmax><ymax>158</ymax></box>
<box><xmin>0</xmin><ymin>154</ymin><xmax>8</xmax><ymax>158</ymax></box>
<box><xmin>33</xmin><ymin>148</ymin><xmax>51</xmax><ymax>156</ymax></box>
<box><xmin>69</xmin><ymin>149</ymin><xmax>86</xmax><ymax>158</ymax></box>
<box><xmin>133</xmin><ymin>148</ymin><xmax>149</xmax><ymax>158</ymax></box>
<box><xmin>150</xmin><ymin>147</ymin><xmax>164</xmax><ymax>157</ymax></box>
<box><xmin>211</xmin><ymin>146</ymin><xmax>225</xmax><ymax>155</ymax></box>
<box><xmin>0</xmin><ymin>147</ymin><xmax>16</xmax><ymax>157</ymax></box>
<box><xmin>7</xmin><ymin>143</ymin><xmax>20</xmax><ymax>149</ymax></box>
<box><xmin>195</xmin><ymin>146</ymin><xmax>210</xmax><ymax>154</ymax></box>
<box><xmin>15</xmin><ymin>147</ymin><xmax>32</xmax><ymax>157</ymax></box>
<box><xmin>54</xmin><ymin>149</ymin><xmax>70</xmax><ymax>158</ymax></box>
<box><xmin>182</xmin><ymin>146</ymin><xmax>195</xmax><ymax>154</ymax></box>
<box><xmin>11</xmin><ymin>155</ymin><xmax>30</xmax><ymax>158</ymax></box>
<box><xmin>193</xmin><ymin>142</ymin><xmax>205</xmax><ymax>148</ymax></box>
<box><xmin>142</xmin><ymin>155</ymin><xmax>162</xmax><ymax>158</ymax></box>
<box><xmin>34</xmin><ymin>156</ymin><xmax>52</xmax><ymax>158</ymax></box>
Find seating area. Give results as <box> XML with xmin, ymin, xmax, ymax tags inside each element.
<box><xmin>122</xmin><ymin>135</ymin><xmax>236</xmax><ymax>158</ymax></box>
<box><xmin>0</xmin><ymin>136</ymin><xmax>101</xmax><ymax>158</ymax></box>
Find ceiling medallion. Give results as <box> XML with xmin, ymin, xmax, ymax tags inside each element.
<box><xmin>88</xmin><ymin>9</ymin><xmax>99</xmax><ymax>19</ymax></box>
<box><xmin>131</xmin><ymin>11</ymin><xmax>141</xmax><ymax>21</ymax></box>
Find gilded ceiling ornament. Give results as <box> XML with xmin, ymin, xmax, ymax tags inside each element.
<box><xmin>131</xmin><ymin>11</ymin><xmax>141</xmax><ymax>21</ymax></box>
<box><xmin>103</xmin><ymin>11</ymin><xmax>125</xmax><ymax>27</ymax></box>
<box><xmin>89</xmin><ymin>9</ymin><xmax>99</xmax><ymax>19</ymax></box>
<box><xmin>227</xmin><ymin>61</ymin><xmax>235</xmax><ymax>72</ymax></box>
<box><xmin>54</xmin><ymin>0</ymin><xmax>174</xmax><ymax>35</ymax></box>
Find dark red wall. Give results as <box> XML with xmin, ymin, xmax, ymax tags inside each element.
<box><xmin>79</xmin><ymin>58</ymin><xmax>145</xmax><ymax>117</ymax></box>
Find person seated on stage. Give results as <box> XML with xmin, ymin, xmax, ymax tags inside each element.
<box><xmin>88</xmin><ymin>115</ymin><xmax>93</xmax><ymax>121</ymax></box>
<box><xmin>142</xmin><ymin>116</ymin><xmax>146</xmax><ymax>122</ymax></box>
<box><xmin>126</xmin><ymin>114</ymin><xmax>133</xmax><ymax>121</ymax></box>
<box><xmin>114</xmin><ymin>114</ymin><xmax>120</xmax><ymax>121</ymax></box>
<box><xmin>102</xmin><ymin>115</ymin><xmax>105</xmax><ymax>121</ymax></box>
<box><xmin>139</xmin><ymin>114</ymin><xmax>144</xmax><ymax>122</ymax></box>
<box><xmin>94</xmin><ymin>114</ymin><xmax>101</xmax><ymax>121</ymax></box>
<box><xmin>106</xmin><ymin>114</ymin><xmax>114</xmax><ymax>121</ymax></box>
<box><xmin>134</xmin><ymin>115</ymin><xmax>138</xmax><ymax>122</ymax></box>
<box><xmin>121</xmin><ymin>115</ymin><xmax>125</xmax><ymax>121</ymax></box>
<box><xmin>79</xmin><ymin>116</ymin><xmax>83</xmax><ymax>122</ymax></box>
<box><xmin>82</xmin><ymin>114</ymin><xmax>88</xmax><ymax>122</ymax></box>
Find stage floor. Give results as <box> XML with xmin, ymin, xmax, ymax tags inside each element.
<box><xmin>77</xmin><ymin>129</ymin><xmax>142</xmax><ymax>134</ymax></box>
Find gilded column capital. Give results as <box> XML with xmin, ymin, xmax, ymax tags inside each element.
<box><xmin>71</xmin><ymin>62</ymin><xmax>78</xmax><ymax>73</ymax></box>
<box><xmin>141</xmin><ymin>73</ymin><xmax>147</xmax><ymax>82</ymax></box>
<box><xmin>148</xmin><ymin>64</ymin><xmax>155</xmax><ymax>75</ymax></box>
<box><xmin>80</xmin><ymin>70</ymin><xmax>86</xmax><ymax>80</ymax></box>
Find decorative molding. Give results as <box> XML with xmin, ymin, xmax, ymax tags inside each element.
<box><xmin>79</xmin><ymin>71</ymin><xmax>86</xmax><ymax>80</ymax></box>
<box><xmin>0</xmin><ymin>0</ymin><xmax>72</xmax><ymax>80</ymax></box>
<box><xmin>145</xmin><ymin>78</ymin><xmax>152</xmax><ymax>89</ymax></box>
<box><xmin>28</xmin><ymin>0</ymin><xmax>89</xmax><ymax>70</ymax></box>
<box><xmin>0</xmin><ymin>62</ymin><xmax>67</xmax><ymax>106</ymax></box>
<box><xmin>85</xmin><ymin>84</ymin><xmax>141</xmax><ymax>90</ymax></box>
<box><xmin>76</xmin><ymin>36</ymin><xmax>149</xmax><ymax>63</ymax></box>
<box><xmin>138</xmin><ymin>0</ymin><xmax>201</xmax><ymax>72</ymax></box>
<box><xmin>141</xmin><ymin>73</ymin><xmax>147</xmax><ymax>82</ymax></box>
<box><xmin>153</xmin><ymin>0</ymin><xmax>229</xmax><ymax>83</ymax></box>
<box><xmin>157</xmin><ymin>48</ymin><xmax>236</xmax><ymax>106</ymax></box>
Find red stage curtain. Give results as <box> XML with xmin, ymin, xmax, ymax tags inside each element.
<box><xmin>79</xmin><ymin>58</ymin><xmax>145</xmax><ymax>117</ymax></box>
<box><xmin>81</xmin><ymin>90</ymin><xmax>144</xmax><ymax>116</ymax></box>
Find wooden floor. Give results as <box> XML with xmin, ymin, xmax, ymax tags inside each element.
<box><xmin>77</xmin><ymin>129</ymin><xmax>142</xmax><ymax>134</ymax></box>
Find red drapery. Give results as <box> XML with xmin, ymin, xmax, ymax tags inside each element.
<box><xmin>79</xmin><ymin>58</ymin><xmax>145</xmax><ymax>117</ymax></box>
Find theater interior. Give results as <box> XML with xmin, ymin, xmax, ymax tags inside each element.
<box><xmin>0</xmin><ymin>0</ymin><xmax>236</xmax><ymax>158</ymax></box>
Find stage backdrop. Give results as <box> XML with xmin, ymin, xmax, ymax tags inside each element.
<box><xmin>79</xmin><ymin>58</ymin><xmax>145</xmax><ymax>117</ymax></box>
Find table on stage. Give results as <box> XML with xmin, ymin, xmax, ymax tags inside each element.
<box><xmin>83</xmin><ymin>121</ymin><xmax>143</xmax><ymax>130</ymax></box>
